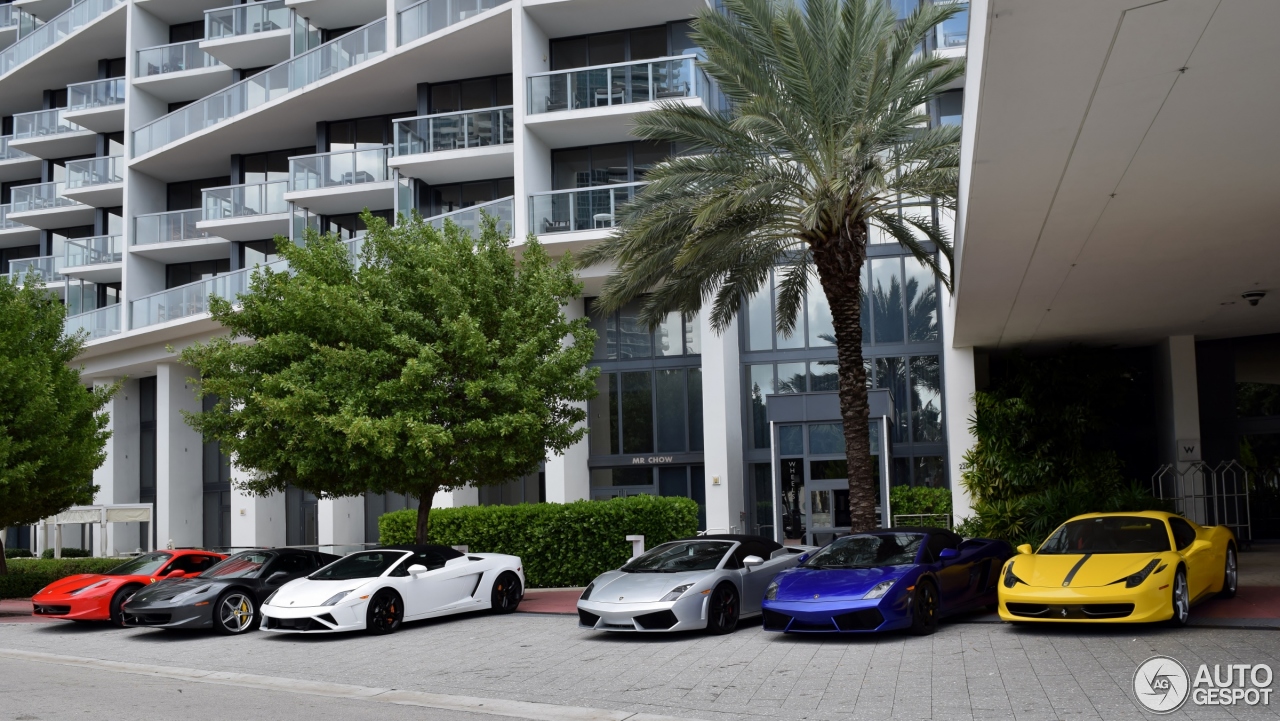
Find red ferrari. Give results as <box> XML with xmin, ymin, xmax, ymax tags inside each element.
<box><xmin>33</xmin><ymin>550</ymin><xmax>225</xmax><ymax>626</ymax></box>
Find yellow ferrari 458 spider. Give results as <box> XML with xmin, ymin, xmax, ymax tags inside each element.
<box><xmin>998</xmin><ymin>511</ymin><xmax>1236</xmax><ymax>625</ymax></box>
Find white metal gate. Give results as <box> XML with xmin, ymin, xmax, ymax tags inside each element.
<box><xmin>1150</xmin><ymin>460</ymin><xmax>1252</xmax><ymax>544</ymax></box>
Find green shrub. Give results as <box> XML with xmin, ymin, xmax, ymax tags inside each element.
<box><xmin>0</xmin><ymin>557</ymin><xmax>130</xmax><ymax>599</ymax></box>
<box><xmin>40</xmin><ymin>547</ymin><xmax>91</xmax><ymax>559</ymax></box>
<box><xmin>4</xmin><ymin>548</ymin><xmax>34</xmax><ymax>559</ymax></box>
<box><xmin>379</xmin><ymin>496</ymin><xmax>700</xmax><ymax>588</ymax></box>
<box><xmin>889</xmin><ymin>486</ymin><xmax>952</xmax><ymax>519</ymax></box>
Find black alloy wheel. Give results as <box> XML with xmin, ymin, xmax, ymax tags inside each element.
<box><xmin>490</xmin><ymin>572</ymin><xmax>522</xmax><ymax>614</ymax></box>
<box><xmin>1168</xmin><ymin>568</ymin><xmax>1190</xmax><ymax>627</ymax></box>
<box><xmin>365</xmin><ymin>589</ymin><xmax>404</xmax><ymax>635</ymax></box>
<box><xmin>214</xmin><ymin>591</ymin><xmax>258</xmax><ymax>635</ymax></box>
<box><xmin>706</xmin><ymin>583</ymin><xmax>740</xmax><ymax>635</ymax></box>
<box><xmin>108</xmin><ymin>585</ymin><xmax>138</xmax><ymax>628</ymax></box>
<box><xmin>909</xmin><ymin>581</ymin><xmax>939</xmax><ymax>636</ymax></box>
<box><xmin>1218</xmin><ymin>546</ymin><xmax>1238</xmax><ymax>599</ymax></box>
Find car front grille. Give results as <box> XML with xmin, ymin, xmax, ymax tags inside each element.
<box><xmin>33</xmin><ymin>605</ymin><xmax>71</xmax><ymax>615</ymax></box>
<box><xmin>577</xmin><ymin>609</ymin><xmax>600</xmax><ymax>627</ymax></box>
<box><xmin>633</xmin><ymin>610</ymin><xmax>678</xmax><ymax>630</ymax></box>
<box><xmin>834</xmin><ymin>609</ymin><xmax>884</xmax><ymax>631</ymax></box>
<box><xmin>761</xmin><ymin>609</ymin><xmax>791</xmax><ymax>631</ymax></box>
<box><xmin>1082</xmin><ymin>603</ymin><xmax>1135</xmax><ymax>618</ymax></box>
<box><xmin>266</xmin><ymin>616</ymin><xmax>326</xmax><ymax>631</ymax></box>
<box><xmin>124</xmin><ymin>612</ymin><xmax>172</xmax><ymax>625</ymax></box>
<box><xmin>788</xmin><ymin>619</ymin><xmax>836</xmax><ymax>632</ymax></box>
<box><xmin>1005</xmin><ymin>602</ymin><xmax>1134</xmax><ymax>620</ymax></box>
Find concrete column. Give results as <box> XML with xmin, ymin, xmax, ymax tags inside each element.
<box><xmin>700</xmin><ymin>313</ymin><xmax>744</xmax><ymax>534</ymax></box>
<box><xmin>229</xmin><ymin>458</ymin><xmax>285</xmax><ymax>549</ymax></box>
<box><xmin>94</xmin><ymin>378</ymin><xmax>141</xmax><ymax>554</ymax></box>
<box><xmin>941</xmin><ymin>290</ymin><xmax>977</xmax><ymax>523</ymax></box>
<box><xmin>155</xmin><ymin>363</ymin><xmax>203</xmax><ymax>549</ymax></box>
<box><xmin>435</xmin><ymin>486</ymin><xmax>479</xmax><ymax>509</ymax></box>
<box><xmin>318</xmin><ymin>496</ymin><xmax>364</xmax><ymax>552</ymax></box>
<box><xmin>1158</xmin><ymin>335</ymin><xmax>1202</xmax><ymax>470</ymax></box>
<box><xmin>545</xmin><ymin>296</ymin><xmax>590</xmax><ymax>503</ymax></box>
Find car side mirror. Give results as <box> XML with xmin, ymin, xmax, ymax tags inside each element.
<box><xmin>743</xmin><ymin>555</ymin><xmax>764</xmax><ymax>570</ymax></box>
<box><xmin>796</xmin><ymin>553</ymin><xmax>809</xmax><ymax>564</ymax></box>
<box><xmin>266</xmin><ymin>571</ymin><xmax>290</xmax><ymax>585</ymax></box>
<box><xmin>1016</xmin><ymin>544</ymin><xmax>1033</xmax><ymax>555</ymax></box>
<box><xmin>165</xmin><ymin>569</ymin><xmax>186</xmax><ymax>578</ymax></box>
<box><xmin>939</xmin><ymin>548</ymin><xmax>959</xmax><ymax>560</ymax></box>
<box><xmin>407</xmin><ymin>564</ymin><xmax>428</xmax><ymax>576</ymax></box>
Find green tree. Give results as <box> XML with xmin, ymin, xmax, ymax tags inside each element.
<box><xmin>180</xmin><ymin>214</ymin><xmax>597</xmax><ymax>543</ymax></box>
<box><xmin>0</xmin><ymin>277</ymin><xmax>116</xmax><ymax>574</ymax></box>
<box><xmin>580</xmin><ymin>0</ymin><xmax>962</xmax><ymax>531</ymax></box>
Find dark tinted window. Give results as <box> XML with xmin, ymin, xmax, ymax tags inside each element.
<box><xmin>201</xmin><ymin>551</ymin><xmax>271</xmax><ymax>579</ymax></box>
<box><xmin>622</xmin><ymin>541</ymin><xmax>733</xmax><ymax>573</ymax></box>
<box><xmin>169</xmin><ymin>554</ymin><xmax>218</xmax><ymax>574</ymax></box>
<box><xmin>1168</xmin><ymin>517</ymin><xmax>1197</xmax><ymax>550</ymax></box>
<box><xmin>106</xmin><ymin>552</ymin><xmax>172</xmax><ymax>576</ymax></box>
<box><xmin>1039</xmin><ymin>517</ymin><xmax>1171</xmax><ymax>555</ymax></box>
<box><xmin>803</xmin><ymin>533</ymin><xmax>924</xmax><ymax>569</ymax></box>
<box><xmin>923</xmin><ymin>533</ymin><xmax>958</xmax><ymax>563</ymax></box>
<box><xmin>311</xmin><ymin>551</ymin><xmax>405</xmax><ymax>580</ymax></box>
<box><xmin>273</xmin><ymin>554</ymin><xmax>316</xmax><ymax>576</ymax></box>
<box><xmin>389</xmin><ymin>548</ymin><xmax>455</xmax><ymax>576</ymax></box>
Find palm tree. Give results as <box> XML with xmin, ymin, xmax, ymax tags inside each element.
<box><xmin>579</xmin><ymin>0</ymin><xmax>963</xmax><ymax>532</ymax></box>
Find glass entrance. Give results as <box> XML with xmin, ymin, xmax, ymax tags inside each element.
<box><xmin>773</xmin><ymin>420</ymin><xmax>885</xmax><ymax>546</ymax></box>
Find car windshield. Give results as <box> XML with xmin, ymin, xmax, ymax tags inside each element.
<box><xmin>105</xmin><ymin>552</ymin><xmax>172</xmax><ymax>576</ymax></box>
<box><xmin>309</xmin><ymin>551</ymin><xmax>406</xmax><ymax>580</ymax></box>
<box><xmin>621</xmin><ymin>541</ymin><xmax>733</xmax><ymax>573</ymax></box>
<box><xmin>802</xmin><ymin>533</ymin><xmax>924</xmax><ymax>569</ymax></box>
<box><xmin>1039</xmin><ymin>516</ymin><xmax>1171</xmax><ymax>554</ymax></box>
<box><xmin>200</xmin><ymin>552</ymin><xmax>272</xmax><ymax>579</ymax></box>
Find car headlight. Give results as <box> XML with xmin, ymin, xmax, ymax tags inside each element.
<box><xmin>1113</xmin><ymin>559</ymin><xmax>1162</xmax><ymax>589</ymax></box>
<box><xmin>322</xmin><ymin>590</ymin><xmax>352</xmax><ymax>606</ymax></box>
<box><xmin>171</xmin><ymin>584</ymin><xmax>214</xmax><ymax>604</ymax></box>
<box><xmin>69</xmin><ymin>580</ymin><xmax>110</xmax><ymax>596</ymax></box>
<box><xmin>765</xmin><ymin>582</ymin><xmax>778</xmax><ymax>601</ymax></box>
<box><xmin>1003</xmin><ymin>562</ymin><xmax>1026</xmax><ymax>589</ymax></box>
<box><xmin>660</xmin><ymin>584</ymin><xmax>694</xmax><ymax>602</ymax></box>
<box><xmin>264</xmin><ymin>589</ymin><xmax>281</xmax><ymax>606</ymax></box>
<box><xmin>864</xmin><ymin>580</ymin><xmax>896</xmax><ymax>599</ymax></box>
<box><xmin>580</xmin><ymin>583</ymin><xmax>594</xmax><ymax>601</ymax></box>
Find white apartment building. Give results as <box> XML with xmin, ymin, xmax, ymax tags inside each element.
<box><xmin>1</xmin><ymin>0</ymin><xmax>974</xmax><ymax>556</ymax></box>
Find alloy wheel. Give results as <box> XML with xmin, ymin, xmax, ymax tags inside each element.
<box><xmin>367</xmin><ymin>591</ymin><xmax>402</xmax><ymax>634</ymax></box>
<box><xmin>219</xmin><ymin>594</ymin><xmax>255</xmax><ymax>633</ymax></box>
<box><xmin>1173</xmin><ymin>570</ymin><xmax>1190</xmax><ymax>625</ymax></box>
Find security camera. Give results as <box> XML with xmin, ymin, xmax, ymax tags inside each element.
<box><xmin>1242</xmin><ymin>291</ymin><xmax>1266</xmax><ymax>307</ymax></box>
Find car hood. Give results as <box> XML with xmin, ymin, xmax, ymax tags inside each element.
<box><xmin>1009</xmin><ymin>553</ymin><xmax>1165</xmax><ymax>588</ymax></box>
<box><xmin>587</xmin><ymin>570</ymin><xmax>710</xmax><ymax>603</ymax></box>
<box><xmin>36</xmin><ymin>574</ymin><xmax>115</xmax><ymax>597</ymax></box>
<box><xmin>267</xmin><ymin>578</ymin><xmax>370</xmax><ymax>608</ymax></box>
<box><xmin>772</xmin><ymin>566</ymin><xmax>911</xmax><ymax>602</ymax></box>
<box><xmin>127</xmin><ymin>577</ymin><xmax>223</xmax><ymax>604</ymax></box>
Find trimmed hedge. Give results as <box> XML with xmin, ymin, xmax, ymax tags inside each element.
<box><xmin>41</xmin><ymin>547</ymin><xmax>91</xmax><ymax>559</ymax></box>
<box><xmin>889</xmin><ymin>486</ymin><xmax>953</xmax><ymax>518</ymax></box>
<box><xmin>5</xmin><ymin>548</ymin><xmax>35</xmax><ymax>559</ymax></box>
<box><xmin>379</xmin><ymin>496</ymin><xmax>699</xmax><ymax>588</ymax></box>
<box><xmin>0</xmin><ymin>557</ymin><xmax>130</xmax><ymax>599</ymax></box>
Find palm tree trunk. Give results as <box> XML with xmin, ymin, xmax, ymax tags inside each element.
<box><xmin>415</xmin><ymin>485</ymin><xmax>438</xmax><ymax>543</ymax></box>
<box><xmin>811</xmin><ymin>221</ymin><xmax>878</xmax><ymax>533</ymax></box>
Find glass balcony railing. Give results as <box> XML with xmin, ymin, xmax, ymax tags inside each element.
<box><xmin>529</xmin><ymin>182</ymin><xmax>645</xmax><ymax>235</ymax></box>
<box><xmin>394</xmin><ymin>106</ymin><xmax>513</xmax><ymax>156</ymax></box>
<box><xmin>65</xmin><ymin>235</ymin><xmax>122</xmax><ymax>267</ymax></box>
<box><xmin>203</xmin><ymin>180</ymin><xmax>288</xmax><ymax>219</ymax></box>
<box><xmin>205</xmin><ymin>0</ymin><xmax>291</xmax><ymax>41</ymax></box>
<box><xmin>0</xmin><ymin>203</ymin><xmax>22</xmax><ymax>230</ymax></box>
<box><xmin>0</xmin><ymin>0</ymin><xmax>123</xmax><ymax>77</ymax></box>
<box><xmin>131</xmin><ymin>258</ymin><xmax>288</xmax><ymax>328</ymax></box>
<box><xmin>424</xmin><ymin>196</ymin><xmax>513</xmax><ymax>238</ymax></box>
<box><xmin>398</xmin><ymin>0</ymin><xmax>507</xmax><ymax>46</ymax></box>
<box><xmin>134</xmin><ymin>19</ymin><xmax>387</xmax><ymax>156</ymax></box>
<box><xmin>10</xmin><ymin>182</ymin><xmax>81</xmax><ymax>213</ymax></box>
<box><xmin>529</xmin><ymin>56</ymin><xmax>705</xmax><ymax>115</ymax></box>
<box><xmin>0</xmin><ymin>135</ymin><xmax>33</xmax><ymax>162</ymax></box>
<box><xmin>12</xmin><ymin>108</ymin><xmax>86</xmax><ymax>139</ymax></box>
<box><xmin>66</xmin><ymin>304</ymin><xmax>122</xmax><ymax>339</ymax></box>
<box><xmin>8</xmin><ymin>255</ymin><xmax>64</xmax><ymax>283</ymax></box>
<box><xmin>137</xmin><ymin>39</ymin><xmax>223</xmax><ymax>77</ymax></box>
<box><xmin>935</xmin><ymin>2</ymin><xmax>968</xmax><ymax>49</ymax></box>
<box><xmin>290</xmin><ymin>146</ymin><xmax>391</xmax><ymax>191</ymax></box>
<box><xmin>68</xmin><ymin>77</ymin><xmax>126</xmax><ymax>111</ymax></box>
<box><xmin>134</xmin><ymin>208</ymin><xmax>210</xmax><ymax>245</ymax></box>
<box><xmin>65</xmin><ymin>156</ymin><xmax>123</xmax><ymax>189</ymax></box>
<box><xmin>0</xmin><ymin>4</ymin><xmax>17</xmax><ymax>30</ymax></box>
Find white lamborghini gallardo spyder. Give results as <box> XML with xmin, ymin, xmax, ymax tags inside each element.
<box><xmin>260</xmin><ymin>545</ymin><xmax>523</xmax><ymax>634</ymax></box>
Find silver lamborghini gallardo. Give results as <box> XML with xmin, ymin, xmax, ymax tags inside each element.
<box><xmin>577</xmin><ymin>535</ymin><xmax>815</xmax><ymax>634</ymax></box>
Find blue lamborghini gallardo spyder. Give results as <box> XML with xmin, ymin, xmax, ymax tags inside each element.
<box><xmin>761</xmin><ymin>527</ymin><xmax>1013</xmax><ymax>635</ymax></box>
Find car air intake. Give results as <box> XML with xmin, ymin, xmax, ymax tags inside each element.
<box><xmin>1005</xmin><ymin>603</ymin><xmax>1050</xmax><ymax>617</ymax></box>
<box><xmin>834</xmin><ymin>609</ymin><xmax>884</xmax><ymax>631</ymax></box>
<box><xmin>1081</xmin><ymin>603</ymin><xmax>1134</xmax><ymax>619</ymax></box>
<box><xmin>577</xmin><ymin>609</ymin><xmax>600</xmax><ymax>628</ymax></box>
<box><xmin>34</xmin><ymin>605</ymin><xmax>71</xmax><ymax>615</ymax></box>
<box><xmin>634</xmin><ymin>610</ymin><xmax>679</xmax><ymax>630</ymax></box>
<box><xmin>787</xmin><ymin>619</ymin><xmax>836</xmax><ymax>632</ymax></box>
<box><xmin>316</xmin><ymin>613</ymin><xmax>339</xmax><ymax>627</ymax></box>
<box><xmin>761</xmin><ymin>609</ymin><xmax>791</xmax><ymax>631</ymax></box>
<box><xmin>126</xmin><ymin>613</ymin><xmax>172</xmax><ymax>625</ymax></box>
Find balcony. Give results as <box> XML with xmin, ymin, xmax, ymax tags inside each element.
<box><xmin>285</xmin><ymin>146</ymin><xmax>394</xmax><ymax>216</ymax></box>
<box><xmin>0</xmin><ymin>203</ymin><xmax>40</xmax><ymax>245</ymax></box>
<box><xmin>133</xmin><ymin>208</ymin><xmax>229</xmax><ymax>263</ymax></box>
<box><xmin>0</xmin><ymin>134</ymin><xmax>40</xmax><ymax>182</ymax></box>
<box><xmin>135</xmin><ymin>40</ymin><xmax>231</xmax><ymax>104</ymax></box>
<box><xmin>65</xmin><ymin>303</ymin><xmax>121</xmax><ymax>340</ymax></box>
<box><xmin>529</xmin><ymin>182</ymin><xmax>645</xmax><ymax>237</ymax></box>
<box><xmin>131</xmin><ymin>258</ymin><xmax>287</xmax><ymax>330</ymax></box>
<box><xmin>63</xmin><ymin>77</ymin><xmax>125</xmax><ymax>133</ymax></box>
<box><xmin>197</xmin><ymin>180</ymin><xmax>290</xmax><ymax>241</ymax></box>
<box><xmin>63</xmin><ymin>234</ymin><xmax>122</xmax><ymax>283</ymax></box>
<box><xmin>0</xmin><ymin>0</ymin><xmax>124</xmax><ymax>85</ymax></box>
<box><xmin>284</xmin><ymin>0</ymin><xmax>384</xmax><ymax>31</ymax></box>
<box><xmin>9</xmin><ymin>108</ymin><xmax>97</xmax><ymax>158</ymax></box>
<box><xmin>424</xmin><ymin>196</ymin><xmax>513</xmax><ymax>239</ymax></box>
<box><xmin>397</xmin><ymin>0</ymin><xmax>507</xmax><ymax>46</ymax></box>
<box><xmin>9</xmin><ymin>181</ymin><xmax>94</xmax><ymax>228</ymax></box>
<box><xmin>202</xmin><ymin>1</ymin><xmax>293</xmax><ymax>69</ymax></box>
<box><xmin>133</xmin><ymin>18</ymin><xmax>387</xmax><ymax>158</ymax></box>
<box><xmin>389</xmin><ymin>106</ymin><xmax>513</xmax><ymax>184</ymax></box>
<box><xmin>525</xmin><ymin>55</ymin><xmax>709</xmax><ymax>147</ymax></box>
<box><xmin>8</xmin><ymin>254</ymin><xmax>65</xmax><ymax>285</ymax></box>
<box><xmin>935</xmin><ymin>1</ymin><xmax>968</xmax><ymax>57</ymax></box>
<box><xmin>62</xmin><ymin>155</ymin><xmax>124</xmax><ymax>206</ymax></box>
<box><xmin>0</xmin><ymin>4</ymin><xmax>19</xmax><ymax>46</ymax></box>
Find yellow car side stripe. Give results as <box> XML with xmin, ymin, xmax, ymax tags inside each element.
<box><xmin>1061</xmin><ymin>554</ymin><xmax>1092</xmax><ymax>587</ymax></box>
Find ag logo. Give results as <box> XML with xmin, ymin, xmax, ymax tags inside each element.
<box><xmin>1134</xmin><ymin>655</ymin><xmax>1190</xmax><ymax>714</ymax></box>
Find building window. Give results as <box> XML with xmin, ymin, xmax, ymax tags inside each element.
<box><xmin>589</xmin><ymin>368</ymin><xmax>703</xmax><ymax>455</ymax></box>
<box><xmin>550</xmin><ymin>22</ymin><xmax>695</xmax><ymax>70</ymax></box>
<box><xmin>478</xmin><ymin>466</ymin><xmax>545</xmax><ymax>507</ymax></box>
<box><xmin>416</xmin><ymin>178</ymin><xmax>514</xmax><ymax>217</ymax></box>
<box><xmin>551</xmin><ymin>141</ymin><xmax>671</xmax><ymax>190</ymax></box>
<box><xmin>425</xmin><ymin>74</ymin><xmax>513</xmax><ymax>113</ymax></box>
<box><xmin>935</xmin><ymin>89</ymin><xmax>963</xmax><ymax>127</ymax></box>
<box><xmin>239</xmin><ymin>239</ymin><xmax>279</xmax><ymax>268</ymax></box>
<box><xmin>321</xmin><ymin>209</ymin><xmax>394</xmax><ymax>240</ymax></box>
<box><xmin>166</xmin><ymin>259</ymin><xmax>230</xmax><ymax>289</ymax></box>
<box><xmin>167</xmin><ymin>176</ymin><xmax>230</xmax><ymax>211</ymax></box>
<box><xmin>585</xmin><ymin>297</ymin><xmax>700</xmax><ymax>360</ymax></box>
<box><xmin>589</xmin><ymin>465</ymin><xmax>705</xmax><ymax>529</ymax></box>
<box><xmin>139</xmin><ymin>376</ymin><xmax>157</xmax><ymax>550</ymax></box>
<box><xmin>241</xmin><ymin>147</ymin><xmax>312</xmax><ymax>184</ymax></box>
